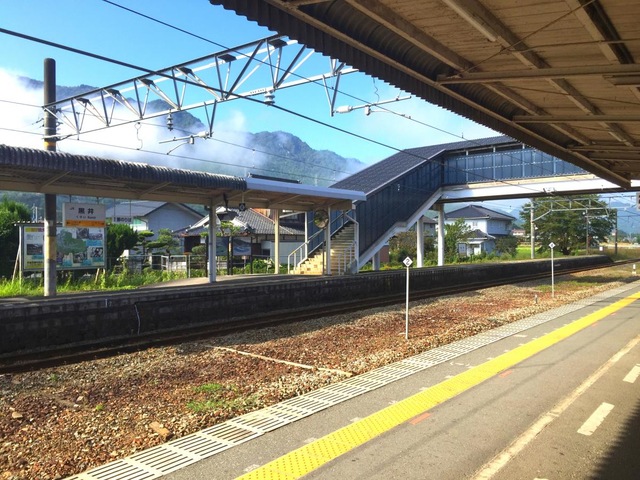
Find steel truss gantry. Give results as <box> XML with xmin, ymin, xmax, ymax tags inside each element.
<box><xmin>44</xmin><ymin>35</ymin><xmax>358</xmax><ymax>140</ymax></box>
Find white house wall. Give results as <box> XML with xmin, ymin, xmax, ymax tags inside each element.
<box><xmin>261</xmin><ymin>240</ymin><xmax>304</xmax><ymax>265</ymax></box>
<box><xmin>146</xmin><ymin>204</ymin><xmax>202</xmax><ymax>240</ymax></box>
<box><xmin>488</xmin><ymin>219</ymin><xmax>512</xmax><ymax>235</ymax></box>
<box><xmin>445</xmin><ymin>218</ymin><xmax>512</xmax><ymax>236</ymax></box>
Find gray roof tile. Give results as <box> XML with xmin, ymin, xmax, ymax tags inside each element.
<box><xmin>446</xmin><ymin>204</ymin><xmax>515</xmax><ymax>221</ymax></box>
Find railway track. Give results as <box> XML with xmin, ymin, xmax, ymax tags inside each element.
<box><xmin>1</xmin><ymin>259</ymin><xmax>636</xmax><ymax>374</ymax></box>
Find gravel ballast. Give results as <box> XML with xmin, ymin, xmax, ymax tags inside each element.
<box><xmin>1</xmin><ymin>265</ymin><xmax>638</xmax><ymax>479</ymax></box>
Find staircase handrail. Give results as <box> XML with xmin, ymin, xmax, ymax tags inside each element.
<box><xmin>287</xmin><ymin>228</ymin><xmax>324</xmax><ymax>274</ymax></box>
<box><xmin>335</xmin><ymin>239</ymin><xmax>357</xmax><ymax>275</ymax></box>
<box><xmin>287</xmin><ymin>210</ymin><xmax>359</xmax><ymax>274</ymax></box>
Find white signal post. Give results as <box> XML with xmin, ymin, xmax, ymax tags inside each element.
<box><xmin>549</xmin><ymin>242</ymin><xmax>555</xmax><ymax>298</ymax></box>
<box><xmin>403</xmin><ymin>256</ymin><xmax>413</xmax><ymax>339</ymax></box>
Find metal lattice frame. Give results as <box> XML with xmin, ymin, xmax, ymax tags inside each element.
<box><xmin>44</xmin><ymin>35</ymin><xmax>357</xmax><ymax>139</ymax></box>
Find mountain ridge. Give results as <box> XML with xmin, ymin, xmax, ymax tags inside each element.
<box><xmin>19</xmin><ymin>77</ymin><xmax>365</xmax><ymax>186</ymax></box>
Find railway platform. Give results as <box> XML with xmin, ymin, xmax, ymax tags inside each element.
<box><xmin>69</xmin><ymin>278</ymin><xmax>640</xmax><ymax>480</ymax></box>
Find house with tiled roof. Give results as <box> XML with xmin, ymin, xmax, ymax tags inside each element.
<box><xmin>176</xmin><ymin>208</ymin><xmax>305</xmax><ymax>265</ymax></box>
<box><xmin>445</xmin><ymin>204</ymin><xmax>515</xmax><ymax>256</ymax></box>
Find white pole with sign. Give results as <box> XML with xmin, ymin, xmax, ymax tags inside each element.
<box><xmin>549</xmin><ymin>242</ymin><xmax>555</xmax><ymax>298</ymax></box>
<box><xmin>403</xmin><ymin>256</ymin><xmax>412</xmax><ymax>340</ymax></box>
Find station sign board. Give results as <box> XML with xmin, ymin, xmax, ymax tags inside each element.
<box><xmin>63</xmin><ymin>202</ymin><xmax>106</xmax><ymax>228</ymax></box>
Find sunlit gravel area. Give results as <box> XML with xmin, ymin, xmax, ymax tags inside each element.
<box><xmin>1</xmin><ymin>265</ymin><xmax>638</xmax><ymax>479</ymax></box>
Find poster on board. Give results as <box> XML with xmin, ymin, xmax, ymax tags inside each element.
<box><xmin>21</xmin><ymin>224</ymin><xmax>106</xmax><ymax>271</ymax></box>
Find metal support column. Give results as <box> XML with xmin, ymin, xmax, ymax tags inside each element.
<box><xmin>416</xmin><ymin>216</ymin><xmax>424</xmax><ymax>268</ymax></box>
<box><xmin>274</xmin><ymin>211</ymin><xmax>280</xmax><ymax>274</ymax></box>
<box><xmin>304</xmin><ymin>211</ymin><xmax>309</xmax><ymax>258</ymax></box>
<box><xmin>43</xmin><ymin>58</ymin><xmax>57</xmax><ymax>297</ymax></box>
<box><xmin>436</xmin><ymin>205</ymin><xmax>445</xmax><ymax>266</ymax></box>
<box><xmin>208</xmin><ymin>200</ymin><xmax>216</xmax><ymax>283</ymax></box>
<box><xmin>372</xmin><ymin>251</ymin><xmax>381</xmax><ymax>271</ymax></box>
<box><xmin>325</xmin><ymin>206</ymin><xmax>332</xmax><ymax>275</ymax></box>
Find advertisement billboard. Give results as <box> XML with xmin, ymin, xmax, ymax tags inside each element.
<box><xmin>21</xmin><ymin>224</ymin><xmax>106</xmax><ymax>271</ymax></box>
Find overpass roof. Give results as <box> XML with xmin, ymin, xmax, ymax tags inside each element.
<box><xmin>332</xmin><ymin>135</ymin><xmax>514</xmax><ymax>194</ymax></box>
<box><xmin>0</xmin><ymin>144</ymin><xmax>365</xmax><ymax>211</ymax></box>
<box><xmin>212</xmin><ymin>0</ymin><xmax>640</xmax><ymax>188</ymax></box>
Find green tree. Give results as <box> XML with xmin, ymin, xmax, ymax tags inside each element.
<box><xmin>134</xmin><ymin>230</ymin><xmax>155</xmax><ymax>256</ymax></box>
<box><xmin>106</xmin><ymin>223</ymin><xmax>139</xmax><ymax>267</ymax></box>
<box><xmin>0</xmin><ymin>197</ymin><xmax>32</xmax><ymax>278</ymax></box>
<box><xmin>388</xmin><ymin>231</ymin><xmax>417</xmax><ymax>264</ymax></box>
<box><xmin>444</xmin><ymin>218</ymin><xmax>473</xmax><ymax>262</ymax></box>
<box><xmin>146</xmin><ymin>228</ymin><xmax>180</xmax><ymax>254</ymax></box>
<box><xmin>495</xmin><ymin>235</ymin><xmax>519</xmax><ymax>256</ymax></box>
<box><xmin>519</xmin><ymin>196</ymin><xmax>615</xmax><ymax>255</ymax></box>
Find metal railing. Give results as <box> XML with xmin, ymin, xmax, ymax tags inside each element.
<box><xmin>335</xmin><ymin>240</ymin><xmax>357</xmax><ymax>275</ymax></box>
<box><xmin>160</xmin><ymin>255</ymin><xmax>190</xmax><ymax>274</ymax></box>
<box><xmin>287</xmin><ymin>210</ymin><xmax>359</xmax><ymax>274</ymax></box>
<box><xmin>288</xmin><ymin>229</ymin><xmax>324</xmax><ymax>274</ymax></box>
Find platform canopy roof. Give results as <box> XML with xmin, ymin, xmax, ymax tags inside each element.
<box><xmin>0</xmin><ymin>145</ymin><xmax>365</xmax><ymax>211</ymax></box>
<box><xmin>210</xmin><ymin>0</ymin><xmax>640</xmax><ymax>188</ymax></box>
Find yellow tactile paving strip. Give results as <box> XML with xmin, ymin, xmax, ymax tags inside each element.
<box><xmin>238</xmin><ymin>291</ymin><xmax>640</xmax><ymax>480</ymax></box>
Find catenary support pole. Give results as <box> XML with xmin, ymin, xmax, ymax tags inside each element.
<box><xmin>614</xmin><ymin>211</ymin><xmax>618</xmax><ymax>255</ymax></box>
<box><xmin>43</xmin><ymin>58</ymin><xmax>57</xmax><ymax>297</ymax></box>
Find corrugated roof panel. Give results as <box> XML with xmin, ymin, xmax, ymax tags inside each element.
<box><xmin>0</xmin><ymin>144</ymin><xmax>247</xmax><ymax>191</ymax></box>
<box><xmin>210</xmin><ymin>0</ymin><xmax>638</xmax><ymax>187</ymax></box>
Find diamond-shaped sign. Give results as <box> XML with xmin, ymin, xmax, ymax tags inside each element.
<box><xmin>549</xmin><ymin>242</ymin><xmax>555</xmax><ymax>249</ymax></box>
<box><xmin>403</xmin><ymin>257</ymin><xmax>413</xmax><ymax>267</ymax></box>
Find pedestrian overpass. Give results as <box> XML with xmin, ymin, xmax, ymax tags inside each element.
<box><xmin>297</xmin><ymin>135</ymin><xmax>636</xmax><ymax>274</ymax></box>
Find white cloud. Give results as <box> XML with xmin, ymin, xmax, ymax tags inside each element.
<box><xmin>0</xmin><ymin>69</ymin><xmax>269</xmax><ymax>176</ymax></box>
<box><xmin>0</xmin><ymin>69</ymin><xmax>44</xmax><ymax>148</ymax></box>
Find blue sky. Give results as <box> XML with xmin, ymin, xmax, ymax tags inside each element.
<box><xmin>0</xmin><ymin>0</ymin><xmax>501</xmax><ymax>181</ymax></box>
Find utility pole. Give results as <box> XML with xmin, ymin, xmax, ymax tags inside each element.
<box><xmin>43</xmin><ymin>58</ymin><xmax>57</xmax><ymax>297</ymax></box>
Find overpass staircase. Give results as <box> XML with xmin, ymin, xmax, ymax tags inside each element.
<box><xmin>291</xmin><ymin>137</ymin><xmax>622</xmax><ymax>275</ymax></box>
<box><xmin>289</xmin><ymin>222</ymin><xmax>357</xmax><ymax>275</ymax></box>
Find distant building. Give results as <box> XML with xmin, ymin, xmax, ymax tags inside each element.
<box><xmin>512</xmin><ymin>227</ymin><xmax>526</xmax><ymax>238</ymax></box>
<box><xmin>176</xmin><ymin>208</ymin><xmax>305</xmax><ymax>265</ymax></box>
<box><xmin>445</xmin><ymin>204</ymin><xmax>515</xmax><ymax>256</ymax></box>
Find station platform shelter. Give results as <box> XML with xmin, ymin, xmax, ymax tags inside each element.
<box><xmin>1</xmin><ymin>135</ymin><xmax>636</xmax><ymax>292</ymax></box>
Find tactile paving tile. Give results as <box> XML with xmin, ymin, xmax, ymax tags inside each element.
<box><xmin>69</xmin><ymin>280</ymin><xmax>640</xmax><ymax>479</ymax></box>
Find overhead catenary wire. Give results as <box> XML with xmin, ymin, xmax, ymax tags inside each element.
<box><xmin>0</xmin><ymin>23</ymin><xmax>573</xmax><ymax>186</ymax></box>
<box><xmin>3</xmin><ymin>120</ymin><xmax>640</xmax><ymax>234</ymax></box>
<box><xmin>0</xmin><ymin>122</ymin><xmax>356</xmax><ymax>185</ymax></box>
<box><xmin>2</xmin><ymin>6</ymin><xmax>640</xmax><ymax>244</ymax></box>
<box><xmin>94</xmin><ymin>2</ymin><xmax>614</xmax><ymax>195</ymax></box>
<box><xmin>0</xmin><ymin>19</ymin><xmax>631</xmax><ymax>202</ymax></box>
